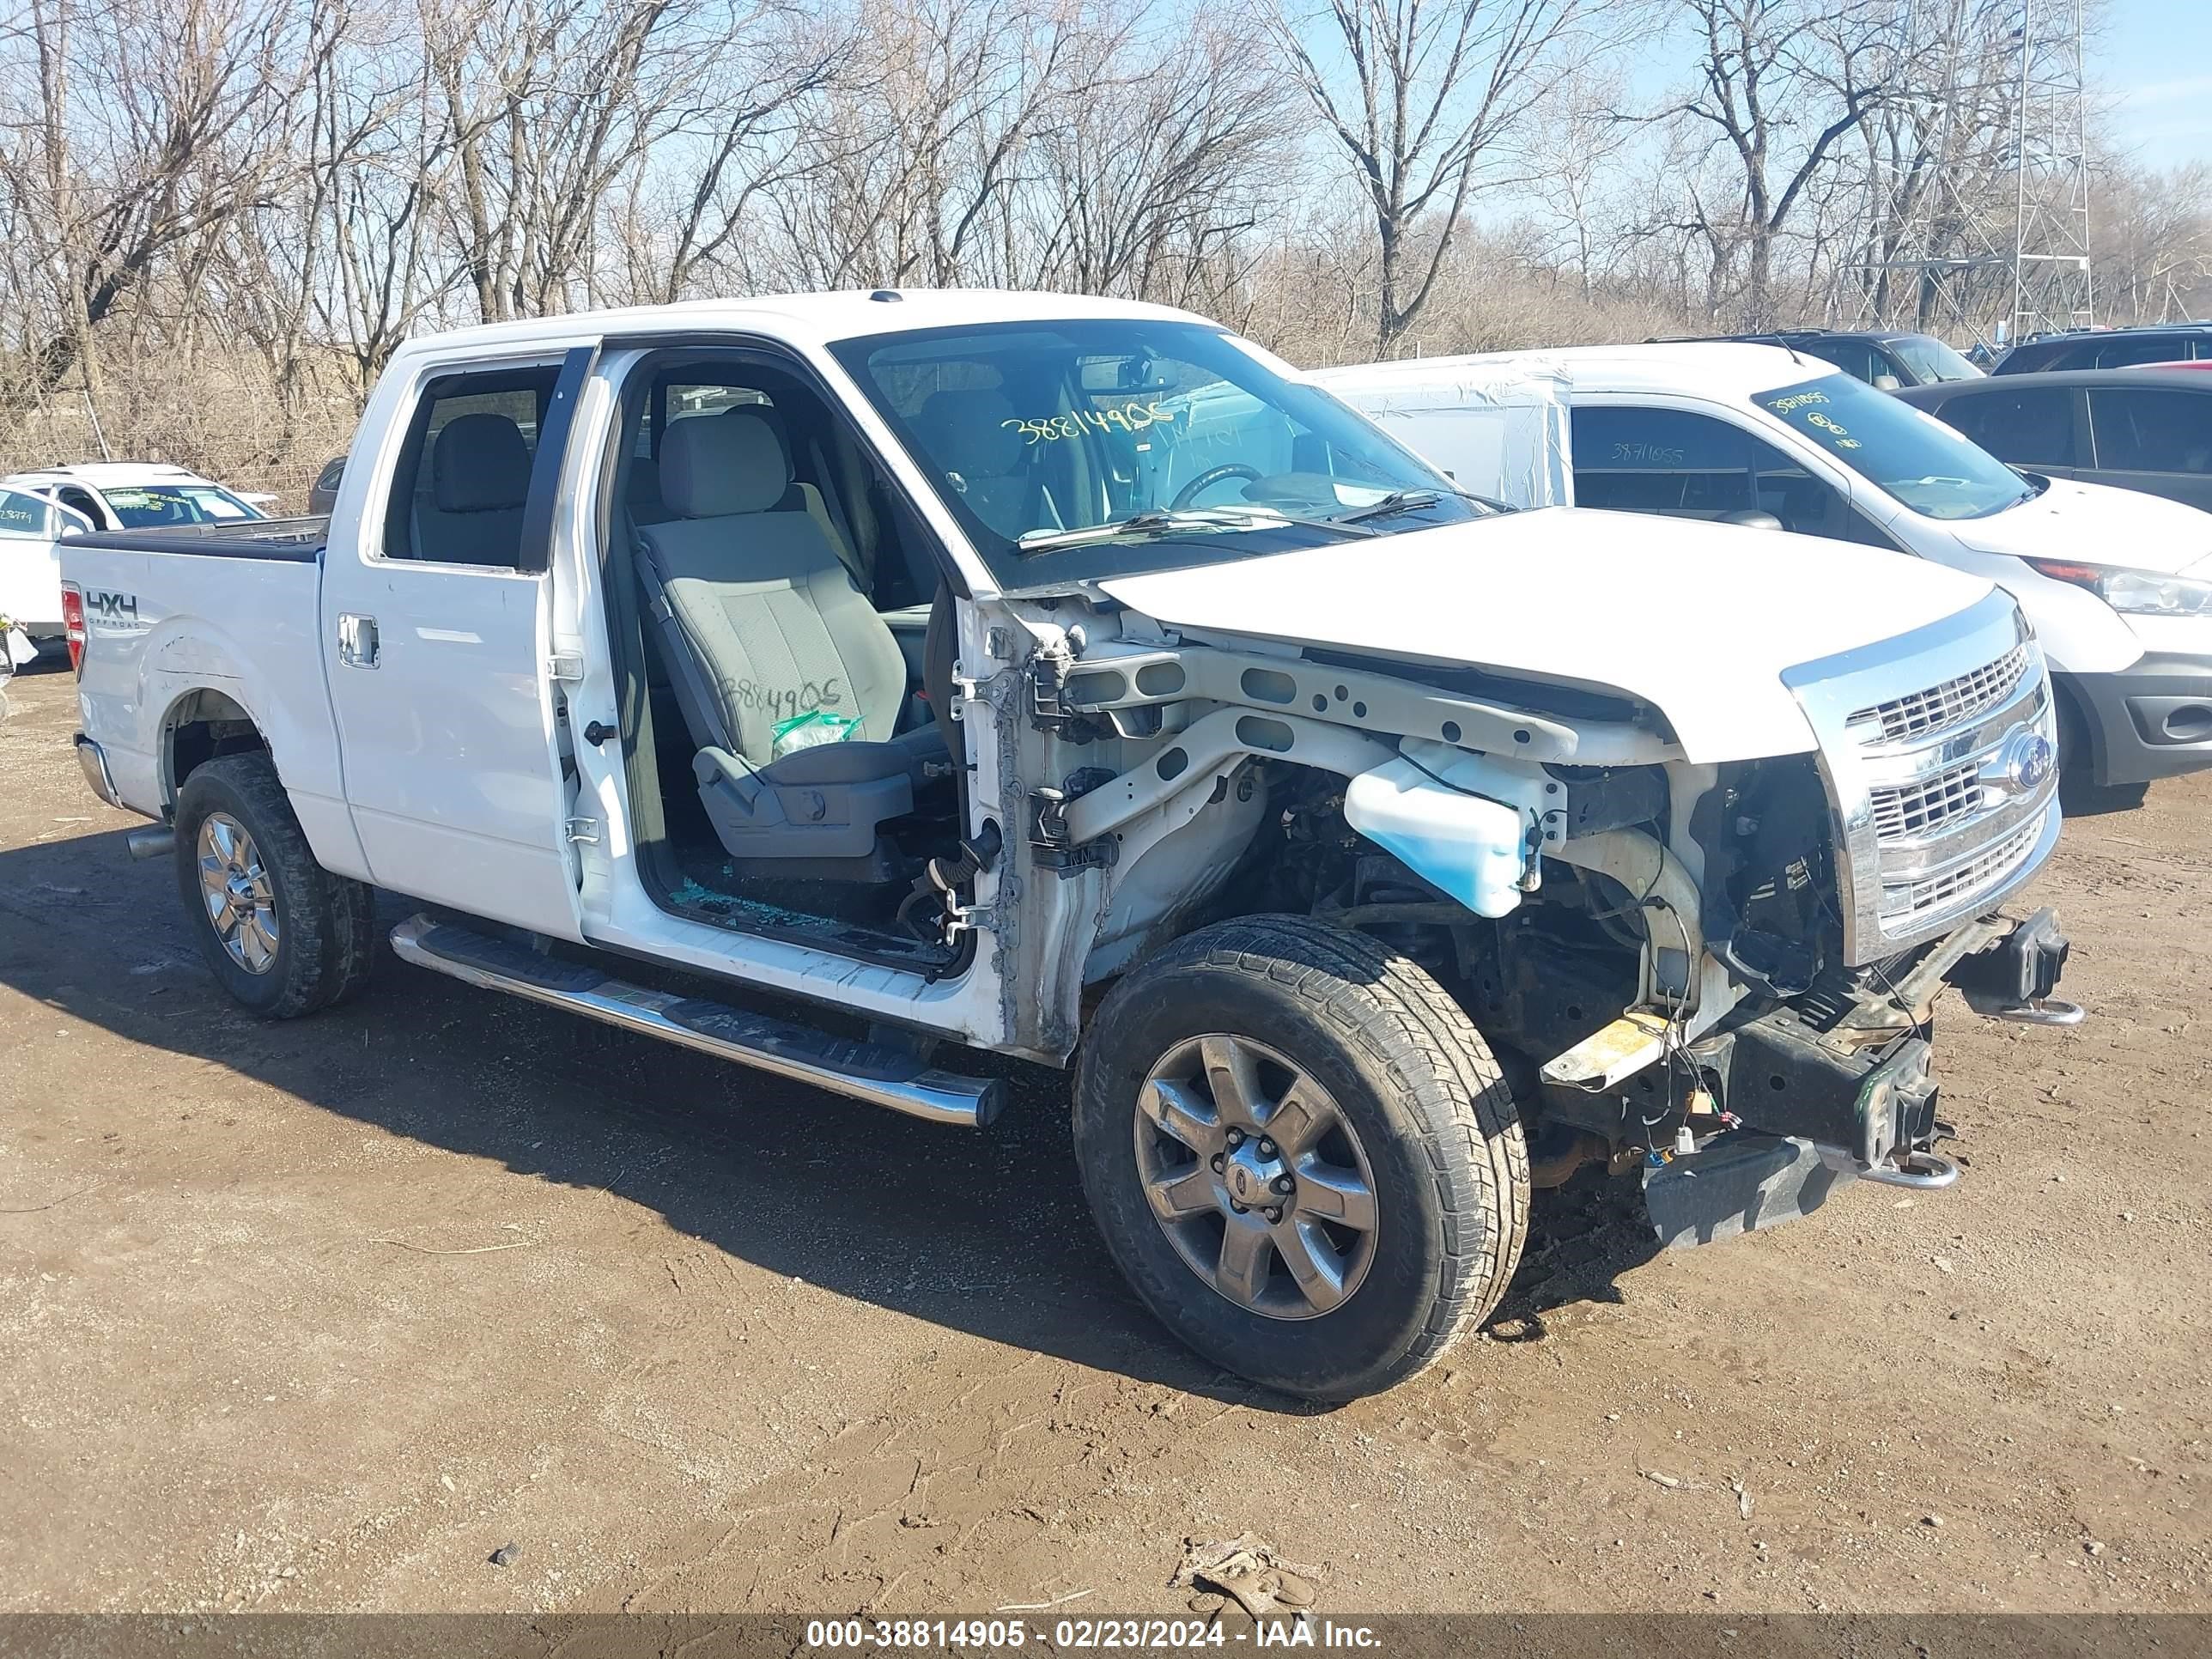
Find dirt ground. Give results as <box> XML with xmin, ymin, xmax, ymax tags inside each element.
<box><xmin>0</xmin><ymin>658</ymin><xmax>2206</xmax><ymax>1621</ymax></box>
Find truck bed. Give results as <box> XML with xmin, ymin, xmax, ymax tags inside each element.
<box><xmin>64</xmin><ymin>513</ymin><xmax>345</xmax><ymax>851</ymax></box>
<box><xmin>62</xmin><ymin>514</ymin><xmax>328</xmax><ymax>562</ymax></box>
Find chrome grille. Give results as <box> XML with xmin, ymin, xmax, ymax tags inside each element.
<box><xmin>1784</xmin><ymin>593</ymin><xmax>2060</xmax><ymax>965</ymax></box>
<box><xmin>1848</xmin><ymin>644</ymin><xmax>2028</xmax><ymax>744</ymax></box>
<box><xmin>1869</xmin><ymin>758</ymin><xmax>1983</xmax><ymax>839</ymax></box>
<box><xmin>1893</xmin><ymin>812</ymin><xmax>2045</xmax><ymax>918</ymax></box>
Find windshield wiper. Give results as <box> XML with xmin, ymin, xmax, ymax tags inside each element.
<box><xmin>1330</xmin><ymin>486</ymin><xmax>1500</xmax><ymax>524</ymax></box>
<box><xmin>1014</xmin><ymin>504</ymin><xmax>1373</xmax><ymax>556</ymax></box>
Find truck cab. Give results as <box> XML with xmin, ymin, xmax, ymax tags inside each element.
<box><xmin>64</xmin><ymin>294</ymin><xmax>2077</xmax><ymax>1400</ymax></box>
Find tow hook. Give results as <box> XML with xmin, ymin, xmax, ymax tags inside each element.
<box><xmin>1974</xmin><ymin>997</ymin><xmax>2086</xmax><ymax>1028</ymax></box>
<box><xmin>1858</xmin><ymin>1148</ymin><xmax>1961</xmax><ymax>1189</ymax></box>
<box><xmin>1951</xmin><ymin>907</ymin><xmax>2081</xmax><ymax>1028</ymax></box>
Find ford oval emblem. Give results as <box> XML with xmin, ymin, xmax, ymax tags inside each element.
<box><xmin>1990</xmin><ymin>731</ymin><xmax>2055</xmax><ymax>796</ymax></box>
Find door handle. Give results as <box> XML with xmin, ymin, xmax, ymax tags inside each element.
<box><xmin>337</xmin><ymin>612</ymin><xmax>380</xmax><ymax>670</ymax></box>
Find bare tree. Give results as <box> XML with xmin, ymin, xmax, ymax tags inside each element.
<box><xmin>1276</xmin><ymin>0</ymin><xmax>1592</xmax><ymax>349</ymax></box>
<box><xmin>618</xmin><ymin>6</ymin><xmax>843</xmax><ymax>304</ymax></box>
<box><xmin>1653</xmin><ymin>0</ymin><xmax>1900</xmax><ymax>325</ymax></box>
<box><xmin>1526</xmin><ymin>70</ymin><xmax>1636</xmax><ymax>301</ymax></box>
<box><xmin>1025</xmin><ymin>11</ymin><xmax>1286</xmax><ymax>307</ymax></box>
<box><xmin>0</xmin><ymin>0</ymin><xmax>336</xmax><ymax>396</ymax></box>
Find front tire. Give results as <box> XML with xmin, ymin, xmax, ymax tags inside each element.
<box><xmin>173</xmin><ymin>753</ymin><xmax>376</xmax><ymax>1018</ymax></box>
<box><xmin>1074</xmin><ymin>915</ymin><xmax>1528</xmax><ymax>1400</ymax></box>
<box><xmin>2055</xmin><ymin>691</ymin><xmax>2148</xmax><ymax>815</ymax></box>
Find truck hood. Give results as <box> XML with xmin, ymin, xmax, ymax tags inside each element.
<box><xmin>1097</xmin><ymin>507</ymin><xmax>1999</xmax><ymax>763</ymax></box>
<box><xmin>1947</xmin><ymin>477</ymin><xmax>2212</xmax><ymax>574</ymax></box>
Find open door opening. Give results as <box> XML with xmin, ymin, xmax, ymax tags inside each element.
<box><xmin>600</xmin><ymin>349</ymin><xmax>983</xmax><ymax>975</ymax></box>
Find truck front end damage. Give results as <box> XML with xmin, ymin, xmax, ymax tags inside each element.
<box><xmin>1480</xmin><ymin>586</ymin><xmax>2071</xmax><ymax>1247</ymax></box>
<box><xmin>998</xmin><ymin>582</ymin><xmax>2072</xmax><ymax>1255</ymax></box>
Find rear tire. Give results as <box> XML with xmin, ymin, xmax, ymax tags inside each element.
<box><xmin>173</xmin><ymin>753</ymin><xmax>376</xmax><ymax>1018</ymax></box>
<box><xmin>1073</xmin><ymin>915</ymin><xmax>1528</xmax><ymax>1401</ymax></box>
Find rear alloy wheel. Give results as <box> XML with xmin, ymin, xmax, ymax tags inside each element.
<box><xmin>173</xmin><ymin>752</ymin><xmax>377</xmax><ymax>1018</ymax></box>
<box><xmin>1075</xmin><ymin>915</ymin><xmax>1528</xmax><ymax>1401</ymax></box>
<box><xmin>197</xmin><ymin>812</ymin><xmax>281</xmax><ymax>975</ymax></box>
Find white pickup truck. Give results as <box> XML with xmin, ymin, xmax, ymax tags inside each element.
<box><xmin>63</xmin><ymin>292</ymin><xmax>2078</xmax><ymax>1399</ymax></box>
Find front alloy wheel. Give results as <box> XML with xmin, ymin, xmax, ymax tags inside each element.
<box><xmin>1136</xmin><ymin>1035</ymin><xmax>1379</xmax><ymax>1318</ymax></box>
<box><xmin>1073</xmin><ymin>915</ymin><xmax>1528</xmax><ymax>1400</ymax></box>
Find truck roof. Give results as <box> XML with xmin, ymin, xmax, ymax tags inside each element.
<box><xmin>1316</xmin><ymin>341</ymin><xmax>1826</xmax><ymax>401</ymax></box>
<box><xmin>392</xmin><ymin>289</ymin><xmax>1212</xmax><ymax>360</ymax></box>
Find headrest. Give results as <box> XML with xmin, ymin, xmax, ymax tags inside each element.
<box><xmin>432</xmin><ymin>412</ymin><xmax>532</xmax><ymax>513</ymax></box>
<box><xmin>660</xmin><ymin>410</ymin><xmax>789</xmax><ymax>519</ymax></box>
<box><xmin>917</xmin><ymin>388</ymin><xmax>1025</xmax><ymax>484</ymax></box>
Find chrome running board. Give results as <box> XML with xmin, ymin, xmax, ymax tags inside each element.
<box><xmin>389</xmin><ymin>914</ymin><xmax>1002</xmax><ymax>1127</ymax></box>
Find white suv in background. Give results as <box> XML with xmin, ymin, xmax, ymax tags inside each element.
<box><xmin>0</xmin><ymin>483</ymin><xmax>94</xmax><ymax>653</ymax></box>
<box><xmin>1320</xmin><ymin>344</ymin><xmax>2212</xmax><ymax>807</ymax></box>
<box><xmin>3</xmin><ymin>463</ymin><xmax>271</xmax><ymax>533</ymax></box>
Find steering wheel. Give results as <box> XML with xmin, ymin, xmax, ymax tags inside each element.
<box><xmin>1171</xmin><ymin>463</ymin><xmax>1262</xmax><ymax>510</ymax></box>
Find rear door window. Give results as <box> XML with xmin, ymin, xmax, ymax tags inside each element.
<box><xmin>2087</xmin><ymin>389</ymin><xmax>2212</xmax><ymax>474</ymax></box>
<box><xmin>383</xmin><ymin>369</ymin><xmax>560</xmax><ymax>566</ymax></box>
<box><xmin>1933</xmin><ymin>388</ymin><xmax>2077</xmax><ymax>466</ymax></box>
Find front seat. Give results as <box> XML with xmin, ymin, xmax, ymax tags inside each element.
<box><xmin>915</xmin><ymin>388</ymin><xmax>1043</xmax><ymax>538</ymax></box>
<box><xmin>635</xmin><ymin>410</ymin><xmax>942</xmax><ymax>873</ymax></box>
<box><xmin>420</xmin><ymin>411</ymin><xmax>531</xmax><ymax>564</ymax></box>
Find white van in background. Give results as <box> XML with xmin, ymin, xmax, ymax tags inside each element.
<box><xmin>1318</xmin><ymin>345</ymin><xmax>2212</xmax><ymax>806</ymax></box>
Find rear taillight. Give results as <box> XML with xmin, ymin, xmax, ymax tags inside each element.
<box><xmin>60</xmin><ymin>584</ymin><xmax>85</xmax><ymax>675</ymax></box>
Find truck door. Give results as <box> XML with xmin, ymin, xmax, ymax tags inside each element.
<box><xmin>318</xmin><ymin>348</ymin><xmax>595</xmax><ymax>937</ymax></box>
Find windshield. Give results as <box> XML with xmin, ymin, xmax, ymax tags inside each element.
<box><xmin>1753</xmin><ymin>374</ymin><xmax>2033</xmax><ymax>520</ymax></box>
<box><xmin>829</xmin><ymin>319</ymin><xmax>1481</xmax><ymax>586</ymax></box>
<box><xmin>1888</xmin><ymin>335</ymin><xmax>1982</xmax><ymax>384</ymax></box>
<box><xmin>102</xmin><ymin>483</ymin><xmax>264</xmax><ymax>529</ymax></box>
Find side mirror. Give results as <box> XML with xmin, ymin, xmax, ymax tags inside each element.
<box><xmin>55</xmin><ymin>504</ymin><xmax>96</xmax><ymax>538</ymax></box>
<box><xmin>1872</xmin><ymin>374</ymin><xmax>1901</xmax><ymax>391</ymax></box>
<box><xmin>1720</xmin><ymin>510</ymin><xmax>1784</xmax><ymax>530</ymax></box>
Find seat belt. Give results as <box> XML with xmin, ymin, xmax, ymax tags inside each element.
<box><xmin>635</xmin><ymin>537</ymin><xmax>746</xmax><ymax>763</ymax></box>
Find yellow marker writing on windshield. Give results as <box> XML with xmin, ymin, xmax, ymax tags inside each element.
<box><xmin>1000</xmin><ymin>400</ymin><xmax>1176</xmax><ymax>444</ymax></box>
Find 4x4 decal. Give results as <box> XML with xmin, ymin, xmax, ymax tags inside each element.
<box><xmin>84</xmin><ymin>588</ymin><xmax>148</xmax><ymax>634</ymax></box>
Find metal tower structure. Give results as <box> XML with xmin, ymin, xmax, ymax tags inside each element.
<box><xmin>1842</xmin><ymin>0</ymin><xmax>2093</xmax><ymax>351</ymax></box>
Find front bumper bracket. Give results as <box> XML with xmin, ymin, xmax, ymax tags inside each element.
<box><xmin>1946</xmin><ymin>906</ymin><xmax>2079</xmax><ymax>1024</ymax></box>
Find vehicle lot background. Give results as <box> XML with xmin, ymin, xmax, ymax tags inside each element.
<box><xmin>1</xmin><ymin>661</ymin><xmax>2205</xmax><ymax>1616</ymax></box>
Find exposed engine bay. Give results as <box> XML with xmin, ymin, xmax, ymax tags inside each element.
<box><xmin>1005</xmin><ymin>603</ymin><xmax>2062</xmax><ymax>1245</ymax></box>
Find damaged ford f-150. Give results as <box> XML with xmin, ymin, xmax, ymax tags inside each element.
<box><xmin>62</xmin><ymin>291</ymin><xmax>2078</xmax><ymax>1399</ymax></box>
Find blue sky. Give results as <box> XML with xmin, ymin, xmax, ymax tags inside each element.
<box><xmin>2105</xmin><ymin>0</ymin><xmax>2212</xmax><ymax>167</ymax></box>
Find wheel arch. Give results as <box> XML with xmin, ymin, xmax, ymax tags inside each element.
<box><xmin>2049</xmin><ymin>672</ymin><xmax>2106</xmax><ymax>783</ymax></box>
<box><xmin>160</xmin><ymin>685</ymin><xmax>272</xmax><ymax>807</ymax></box>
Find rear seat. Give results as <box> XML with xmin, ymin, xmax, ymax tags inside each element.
<box><xmin>416</xmin><ymin>411</ymin><xmax>531</xmax><ymax>565</ymax></box>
